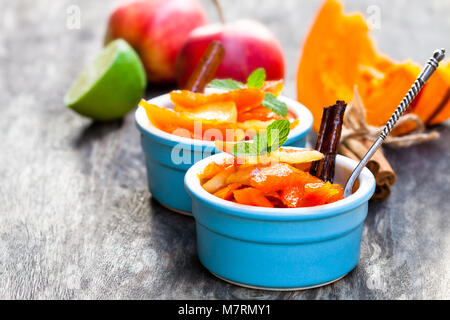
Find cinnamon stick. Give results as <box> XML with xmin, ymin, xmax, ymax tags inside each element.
<box><xmin>344</xmin><ymin>138</ymin><xmax>380</xmax><ymax>177</ymax></box>
<box><xmin>362</xmin><ymin>140</ymin><xmax>396</xmax><ymax>186</ymax></box>
<box><xmin>184</xmin><ymin>41</ymin><xmax>225</xmax><ymax>93</ymax></box>
<box><xmin>310</xmin><ymin>101</ymin><xmax>347</xmax><ymax>183</ymax></box>
<box><xmin>340</xmin><ymin>137</ymin><xmax>397</xmax><ymax>201</ymax></box>
<box><xmin>337</xmin><ymin>144</ymin><xmax>359</xmax><ymax>162</ymax></box>
<box><xmin>372</xmin><ymin>183</ymin><xmax>391</xmax><ymax>202</ymax></box>
<box><xmin>310</xmin><ymin>106</ymin><xmax>331</xmax><ymax>177</ymax></box>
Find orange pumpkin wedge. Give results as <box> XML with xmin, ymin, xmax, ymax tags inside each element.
<box><xmin>411</xmin><ymin>62</ymin><xmax>450</xmax><ymax>125</ymax></box>
<box><xmin>233</xmin><ymin>187</ymin><xmax>274</xmax><ymax>208</ymax></box>
<box><xmin>364</xmin><ymin>62</ymin><xmax>421</xmax><ymax>126</ymax></box>
<box><xmin>297</xmin><ymin>0</ymin><xmax>391</xmax><ymax>130</ymax></box>
<box><xmin>297</xmin><ymin>0</ymin><xmax>450</xmax><ymax>129</ymax></box>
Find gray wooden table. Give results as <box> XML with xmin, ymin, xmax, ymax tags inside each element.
<box><xmin>0</xmin><ymin>0</ymin><xmax>449</xmax><ymax>299</ymax></box>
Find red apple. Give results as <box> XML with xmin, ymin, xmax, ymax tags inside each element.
<box><xmin>105</xmin><ymin>0</ymin><xmax>208</xmax><ymax>83</ymax></box>
<box><xmin>175</xmin><ymin>20</ymin><xmax>285</xmax><ymax>87</ymax></box>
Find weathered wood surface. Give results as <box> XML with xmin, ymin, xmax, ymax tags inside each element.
<box><xmin>0</xmin><ymin>0</ymin><xmax>449</xmax><ymax>299</ymax></box>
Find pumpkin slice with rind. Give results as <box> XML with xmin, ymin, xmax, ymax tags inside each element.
<box><xmin>296</xmin><ymin>0</ymin><xmax>426</xmax><ymax>130</ymax></box>
<box><xmin>411</xmin><ymin>62</ymin><xmax>450</xmax><ymax>125</ymax></box>
<box><xmin>297</xmin><ymin>0</ymin><xmax>450</xmax><ymax>129</ymax></box>
<box><xmin>364</xmin><ymin>62</ymin><xmax>421</xmax><ymax>126</ymax></box>
<box><xmin>297</xmin><ymin>0</ymin><xmax>392</xmax><ymax>130</ymax></box>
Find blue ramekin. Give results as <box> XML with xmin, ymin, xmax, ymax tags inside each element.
<box><xmin>135</xmin><ymin>91</ymin><xmax>313</xmax><ymax>215</ymax></box>
<box><xmin>185</xmin><ymin>151</ymin><xmax>376</xmax><ymax>290</ymax></box>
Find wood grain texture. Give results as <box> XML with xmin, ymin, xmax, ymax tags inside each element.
<box><xmin>0</xmin><ymin>0</ymin><xmax>449</xmax><ymax>299</ymax></box>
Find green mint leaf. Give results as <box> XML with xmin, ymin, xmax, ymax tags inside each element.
<box><xmin>207</xmin><ymin>79</ymin><xmax>245</xmax><ymax>90</ymax></box>
<box><xmin>253</xmin><ymin>133</ymin><xmax>269</xmax><ymax>155</ymax></box>
<box><xmin>266</xmin><ymin>119</ymin><xmax>290</xmax><ymax>152</ymax></box>
<box><xmin>230</xmin><ymin>120</ymin><xmax>290</xmax><ymax>157</ymax></box>
<box><xmin>231</xmin><ymin>141</ymin><xmax>258</xmax><ymax>157</ymax></box>
<box><xmin>262</xmin><ymin>93</ymin><xmax>288</xmax><ymax>117</ymax></box>
<box><xmin>246</xmin><ymin>68</ymin><xmax>266</xmax><ymax>88</ymax></box>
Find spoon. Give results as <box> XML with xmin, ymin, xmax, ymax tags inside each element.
<box><xmin>343</xmin><ymin>48</ymin><xmax>446</xmax><ymax>197</ymax></box>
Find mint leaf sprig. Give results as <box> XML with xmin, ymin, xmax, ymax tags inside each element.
<box><xmin>246</xmin><ymin>68</ymin><xmax>266</xmax><ymax>88</ymax></box>
<box><xmin>207</xmin><ymin>68</ymin><xmax>288</xmax><ymax>117</ymax></box>
<box><xmin>208</xmin><ymin>78</ymin><xmax>245</xmax><ymax>90</ymax></box>
<box><xmin>231</xmin><ymin>119</ymin><xmax>290</xmax><ymax>157</ymax></box>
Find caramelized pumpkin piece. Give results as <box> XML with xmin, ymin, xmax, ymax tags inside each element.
<box><xmin>280</xmin><ymin>182</ymin><xmax>343</xmax><ymax>208</ymax></box>
<box><xmin>140</xmin><ymin>100</ymin><xmax>241</xmax><ymax>141</ymax></box>
<box><xmin>214</xmin><ymin>183</ymin><xmax>242</xmax><ymax>200</ymax></box>
<box><xmin>249</xmin><ymin>163</ymin><xmax>321</xmax><ymax>193</ymax></box>
<box><xmin>170</xmin><ymin>88</ymin><xmax>265</xmax><ymax>111</ymax></box>
<box><xmin>280</xmin><ymin>186</ymin><xmax>304</xmax><ymax>208</ymax></box>
<box><xmin>230</xmin><ymin>88</ymin><xmax>266</xmax><ymax>110</ymax></box>
<box><xmin>262</xmin><ymin>80</ymin><xmax>284</xmax><ymax>96</ymax></box>
<box><xmin>200</xmin><ymin>160</ymin><xmax>344</xmax><ymax>208</ymax></box>
<box><xmin>170</xmin><ymin>90</ymin><xmax>230</xmax><ymax>109</ymax></box>
<box><xmin>233</xmin><ymin>187</ymin><xmax>274</xmax><ymax>208</ymax></box>
<box><xmin>300</xmin><ymin>182</ymin><xmax>344</xmax><ymax>207</ymax></box>
<box><xmin>238</xmin><ymin>106</ymin><xmax>285</xmax><ymax>122</ymax></box>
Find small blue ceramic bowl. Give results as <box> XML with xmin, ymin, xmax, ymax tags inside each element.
<box><xmin>185</xmin><ymin>151</ymin><xmax>376</xmax><ymax>290</ymax></box>
<box><xmin>135</xmin><ymin>91</ymin><xmax>313</xmax><ymax>215</ymax></box>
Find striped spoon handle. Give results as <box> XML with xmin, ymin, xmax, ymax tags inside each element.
<box><xmin>343</xmin><ymin>49</ymin><xmax>446</xmax><ymax>198</ymax></box>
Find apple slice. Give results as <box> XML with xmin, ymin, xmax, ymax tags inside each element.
<box><xmin>177</xmin><ymin>101</ymin><xmax>238</xmax><ymax>123</ymax></box>
<box><xmin>214</xmin><ymin>142</ymin><xmax>324</xmax><ymax>165</ymax></box>
<box><xmin>202</xmin><ymin>165</ymin><xmax>236</xmax><ymax>194</ymax></box>
<box><xmin>236</xmin><ymin>119</ymin><xmax>299</xmax><ymax>133</ymax></box>
<box><xmin>236</xmin><ymin>119</ymin><xmax>275</xmax><ymax>131</ymax></box>
<box><xmin>267</xmin><ymin>148</ymin><xmax>324</xmax><ymax>164</ymax></box>
<box><xmin>226</xmin><ymin>165</ymin><xmax>260</xmax><ymax>185</ymax></box>
<box><xmin>236</xmin><ymin>149</ymin><xmax>323</xmax><ymax>165</ymax></box>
